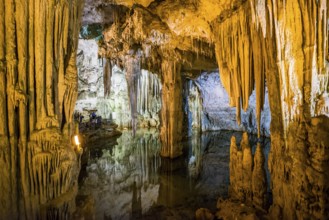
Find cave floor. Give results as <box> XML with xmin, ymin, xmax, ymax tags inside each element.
<box><xmin>76</xmin><ymin>129</ymin><xmax>270</xmax><ymax>220</ymax></box>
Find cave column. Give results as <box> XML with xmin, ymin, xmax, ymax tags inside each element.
<box><xmin>160</xmin><ymin>59</ymin><xmax>183</xmax><ymax>158</ymax></box>
<box><xmin>0</xmin><ymin>0</ymin><xmax>84</xmax><ymax>218</ymax></box>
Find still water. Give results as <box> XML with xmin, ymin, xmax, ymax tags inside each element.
<box><xmin>78</xmin><ymin>129</ymin><xmax>270</xmax><ymax>219</ymax></box>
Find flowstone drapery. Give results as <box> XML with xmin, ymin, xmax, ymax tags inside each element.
<box><xmin>213</xmin><ymin>1</ymin><xmax>329</xmax><ymax>218</ymax></box>
<box><xmin>0</xmin><ymin>0</ymin><xmax>83</xmax><ymax>218</ymax></box>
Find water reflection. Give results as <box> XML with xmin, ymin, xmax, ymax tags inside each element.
<box><xmin>78</xmin><ymin>129</ymin><xmax>270</xmax><ymax>219</ymax></box>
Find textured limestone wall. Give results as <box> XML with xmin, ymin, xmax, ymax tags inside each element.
<box><xmin>213</xmin><ymin>1</ymin><xmax>329</xmax><ymax>218</ymax></box>
<box><xmin>186</xmin><ymin>72</ymin><xmax>271</xmax><ymax>136</ymax></box>
<box><xmin>75</xmin><ymin>39</ymin><xmax>162</xmax><ymax>128</ymax></box>
<box><xmin>0</xmin><ymin>0</ymin><xmax>83</xmax><ymax>218</ymax></box>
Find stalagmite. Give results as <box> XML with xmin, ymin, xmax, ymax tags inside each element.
<box><xmin>229</xmin><ymin>134</ymin><xmax>267</xmax><ymax>207</ymax></box>
<box><xmin>252</xmin><ymin>143</ymin><xmax>267</xmax><ymax>209</ymax></box>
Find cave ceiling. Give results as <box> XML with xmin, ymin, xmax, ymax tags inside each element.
<box><xmin>81</xmin><ymin>0</ymin><xmax>245</xmax><ymax>73</ymax></box>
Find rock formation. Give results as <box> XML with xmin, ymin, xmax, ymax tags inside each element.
<box><xmin>252</xmin><ymin>143</ymin><xmax>267</xmax><ymax>210</ymax></box>
<box><xmin>0</xmin><ymin>0</ymin><xmax>83</xmax><ymax>218</ymax></box>
<box><xmin>160</xmin><ymin>59</ymin><xmax>184</xmax><ymax>158</ymax></box>
<box><xmin>83</xmin><ymin>0</ymin><xmax>328</xmax><ymax>218</ymax></box>
<box><xmin>75</xmin><ymin>39</ymin><xmax>162</xmax><ymax>128</ymax></box>
<box><xmin>185</xmin><ymin>72</ymin><xmax>271</xmax><ymax>136</ymax></box>
<box><xmin>0</xmin><ymin>0</ymin><xmax>328</xmax><ymax>218</ymax></box>
<box><xmin>229</xmin><ymin>133</ymin><xmax>268</xmax><ymax>209</ymax></box>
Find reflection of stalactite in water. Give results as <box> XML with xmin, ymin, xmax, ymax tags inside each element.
<box><xmin>229</xmin><ymin>135</ymin><xmax>244</xmax><ymax>200</ymax></box>
<box><xmin>80</xmin><ymin>130</ymin><xmax>162</xmax><ymax>219</ymax></box>
<box><xmin>241</xmin><ymin>133</ymin><xmax>253</xmax><ymax>203</ymax></box>
<box><xmin>188</xmin><ymin>131</ymin><xmax>202</xmax><ymax>179</ymax></box>
<box><xmin>131</xmin><ymin>181</ymin><xmax>142</xmax><ymax>219</ymax></box>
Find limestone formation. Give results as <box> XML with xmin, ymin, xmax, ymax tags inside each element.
<box><xmin>229</xmin><ymin>133</ymin><xmax>268</xmax><ymax>209</ymax></box>
<box><xmin>75</xmin><ymin>39</ymin><xmax>162</xmax><ymax>128</ymax></box>
<box><xmin>0</xmin><ymin>0</ymin><xmax>328</xmax><ymax>219</ymax></box>
<box><xmin>0</xmin><ymin>0</ymin><xmax>83</xmax><ymax>218</ymax></box>
<box><xmin>86</xmin><ymin>0</ymin><xmax>329</xmax><ymax>218</ymax></box>
<box><xmin>252</xmin><ymin>143</ymin><xmax>267</xmax><ymax>210</ymax></box>
<box><xmin>160</xmin><ymin>59</ymin><xmax>184</xmax><ymax>158</ymax></box>
<box><xmin>185</xmin><ymin>72</ymin><xmax>271</xmax><ymax>136</ymax></box>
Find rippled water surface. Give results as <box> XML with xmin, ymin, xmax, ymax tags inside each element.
<box><xmin>78</xmin><ymin>129</ymin><xmax>270</xmax><ymax>219</ymax></box>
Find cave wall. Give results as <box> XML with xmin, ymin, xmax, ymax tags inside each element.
<box><xmin>213</xmin><ymin>0</ymin><xmax>329</xmax><ymax>218</ymax></box>
<box><xmin>185</xmin><ymin>72</ymin><xmax>271</xmax><ymax>136</ymax></box>
<box><xmin>0</xmin><ymin>0</ymin><xmax>83</xmax><ymax>218</ymax></box>
<box><xmin>75</xmin><ymin>39</ymin><xmax>162</xmax><ymax>128</ymax></box>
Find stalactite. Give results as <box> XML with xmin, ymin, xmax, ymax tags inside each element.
<box><xmin>5</xmin><ymin>0</ymin><xmax>19</xmax><ymax>217</ymax></box>
<box><xmin>186</xmin><ymin>80</ymin><xmax>202</xmax><ymax>131</ymax></box>
<box><xmin>103</xmin><ymin>58</ymin><xmax>112</xmax><ymax>97</ymax></box>
<box><xmin>28</xmin><ymin>0</ymin><xmax>36</xmax><ymax>134</ymax></box>
<box><xmin>15</xmin><ymin>0</ymin><xmax>30</xmax><ymax>217</ymax></box>
<box><xmin>125</xmin><ymin>55</ymin><xmax>141</xmax><ymax>135</ymax></box>
<box><xmin>45</xmin><ymin>0</ymin><xmax>55</xmax><ymax>117</ymax></box>
<box><xmin>0</xmin><ymin>0</ymin><xmax>84</xmax><ymax>218</ymax></box>
<box><xmin>215</xmin><ymin>0</ymin><xmax>329</xmax><ymax>218</ymax></box>
<box><xmin>214</xmin><ymin>2</ymin><xmax>266</xmax><ymax>137</ymax></box>
<box><xmin>136</xmin><ymin>69</ymin><xmax>162</xmax><ymax>118</ymax></box>
<box><xmin>0</xmin><ymin>0</ymin><xmax>7</xmax><ymax>138</ymax></box>
<box><xmin>0</xmin><ymin>0</ymin><xmax>11</xmax><ymax>209</ymax></box>
<box><xmin>34</xmin><ymin>0</ymin><xmax>47</xmax><ymax>127</ymax></box>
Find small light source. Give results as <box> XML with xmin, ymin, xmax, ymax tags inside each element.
<box><xmin>74</xmin><ymin>135</ymin><xmax>81</xmax><ymax>152</ymax></box>
<box><xmin>74</xmin><ymin>135</ymin><xmax>80</xmax><ymax>146</ymax></box>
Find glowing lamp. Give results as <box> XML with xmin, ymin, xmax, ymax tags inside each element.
<box><xmin>74</xmin><ymin>135</ymin><xmax>80</xmax><ymax>145</ymax></box>
<box><xmin>74</xmin><ymin>135</ymin><xmax>82</xmax><ymax>152</ymax></box>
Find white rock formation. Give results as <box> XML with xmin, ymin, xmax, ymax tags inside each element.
<box><xmin>186</xmin><ymin>72</ymin><xmax>271</xmax><ymax>136</ymax></box>
<box><xmin>75</xmin><ymin>39</ymin><xmax>161</xmax><ymax>128</ymax></box>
